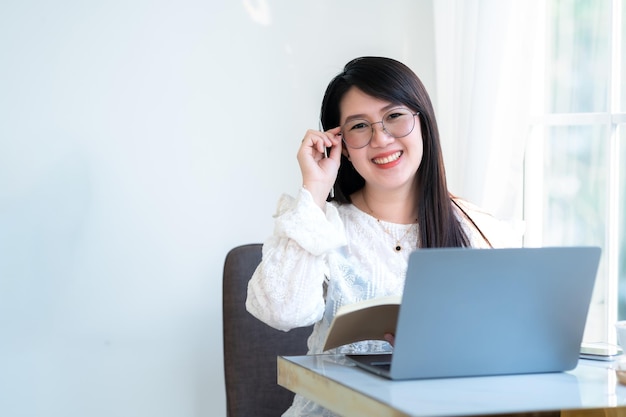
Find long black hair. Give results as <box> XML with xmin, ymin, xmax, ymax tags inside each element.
<box><xmin>320</xmin><ymin>56</ymin><xmax>480</xmax><ymax>248</ymax></box>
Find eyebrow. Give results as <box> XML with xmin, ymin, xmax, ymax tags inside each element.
<box><xmin>343</xmin><ymin>104</ymin><xmax>405</xmax><ymax>123</ymax></box>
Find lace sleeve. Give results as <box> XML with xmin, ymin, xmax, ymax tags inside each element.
<box><xmin>245</xmin><ymin>188</ymin><xmax>347</xmax><ymax>331</ymax></box>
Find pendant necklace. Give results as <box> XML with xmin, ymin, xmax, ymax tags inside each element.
<box><xmin>361</xmin><ymin>193</ymin><xmax>417</xmax><ymax>252</ymax></box>
<box><xmin>377</xmin><ymin>220</ymin><xmax>415</xmax><ymax>252</ymax></box>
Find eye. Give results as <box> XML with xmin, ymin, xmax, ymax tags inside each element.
<box><xmin>385</xmin><ymin>109</ymin><xmax>411</xmax><ymax>124</ymax></box>
<box><xmin>347</xmin><ymin>120</ymin><xmax>370</xmax><ymax>131</ymax></box>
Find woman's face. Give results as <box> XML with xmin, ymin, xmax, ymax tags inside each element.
<box><xmin>339</xmin><ymin>86</ymin><xmax>423</xmax><ymax>194</ymax></box>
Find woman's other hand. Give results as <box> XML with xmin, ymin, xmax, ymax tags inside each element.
<box><xmin>384</xmin><ymin>332</ymin><xmax>395</xmax><ymax>347</ymax></box>
<box><xmin>297</xmin><ymin>127</ymin><xmax>342</xmax><ymax>209</ymax></box>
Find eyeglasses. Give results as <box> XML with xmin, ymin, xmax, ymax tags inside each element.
<box><xmin>341</xmin><ymin>108</ymin><xmax>420</xmax><ymax>149</ymax></box>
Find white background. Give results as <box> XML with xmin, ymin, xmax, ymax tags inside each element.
<box><xmin>0</xmin><ymin>1</ymin><xmax>438</xmax><ymax>415</ymax></box>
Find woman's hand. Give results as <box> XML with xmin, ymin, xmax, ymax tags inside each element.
<box><xmin>297</xmin><ymin>127</ymin><xmax>342</xmax><ymax>209</ymax></box>
<box><xmin>384</xmin><ymin>332</ymin><xmax>395</xmax><ymax>347</ymax></box>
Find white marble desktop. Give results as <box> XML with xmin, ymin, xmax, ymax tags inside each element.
<box><xmin>279</xmin><ymin>354</ymin><xmax>626</xmax><ymax>417</ymax></box>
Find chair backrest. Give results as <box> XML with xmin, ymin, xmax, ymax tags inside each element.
<box><xmin>223</xmin><ymin>243</ymin><xmax>312</xmax><ymax>417</ymax></box>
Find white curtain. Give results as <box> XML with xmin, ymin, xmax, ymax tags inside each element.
<box><xmin>433</xmin><ymin>0</ymin><xmax>541</xmax><ymax>225</ymax></box>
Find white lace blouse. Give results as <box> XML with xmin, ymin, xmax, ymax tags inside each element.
<box><xmin>245</xmin><ymin>188</ymin><xmax>516</xmax><ymax>417</ymax></box>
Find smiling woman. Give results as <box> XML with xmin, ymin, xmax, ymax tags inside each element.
<box><xmin>245</xmin><ymin>56</ymin><xmax>518</xmax><ymax>417</ymax></box>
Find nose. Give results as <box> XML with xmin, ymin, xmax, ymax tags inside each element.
<box><xmin>369</xmin><ymin>121</ymin><xmax>394</xmax><ymax>147</ymax></box>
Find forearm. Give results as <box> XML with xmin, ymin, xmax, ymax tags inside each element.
<box><xmin>245</xmin><ymin>189</ymin><xmax>347</xmax><ymax>331</ymax></box>
<box><xmin>246</xmin><ymin>237</ymin><xmax>327</xmax><ymax>331</ymax></box>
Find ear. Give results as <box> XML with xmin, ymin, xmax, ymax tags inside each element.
<box><xmin>342</xmin><ymin>146</ymin><xmax>351</xmax><ymax>161</ymax></box>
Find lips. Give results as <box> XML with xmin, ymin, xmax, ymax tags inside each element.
<box><xmin>372</xmin><ymin>151</ymin><xmax>402</xmax><ymax>165</ymax></box>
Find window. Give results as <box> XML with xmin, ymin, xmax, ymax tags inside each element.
<box><xmin>525</xmin><ymin>0</ymin><xmax>625</xmax><ymax>343</ymax></box>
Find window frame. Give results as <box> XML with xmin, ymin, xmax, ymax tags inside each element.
<box><xmin>524</xmin><ymin>0</ymin><xmax>625</xmax><ymax>344</ymax></box>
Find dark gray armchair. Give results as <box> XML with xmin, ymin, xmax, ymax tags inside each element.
<box><xmin>222</xmin><ymin>243</ymin><xmax>313</xmax><ymax>417</ymax></box>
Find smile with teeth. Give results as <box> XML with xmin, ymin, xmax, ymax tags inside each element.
<box><xmin>372</xmin><ymin>151</ymin><xmax>402</xmax><ymax>165</ymax></box>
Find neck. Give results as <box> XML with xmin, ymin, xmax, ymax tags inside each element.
<box><xmin>358</xmin><ymin>186</ymin><xmax>418</xmax><ymax>224</ymax></box>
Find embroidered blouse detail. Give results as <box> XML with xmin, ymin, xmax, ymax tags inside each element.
<box><xmin>245</xmin><ymin>188</ymin><xmax>517</xmax><ymax>417</ymax></box>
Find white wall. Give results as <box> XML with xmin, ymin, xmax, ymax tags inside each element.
<box><xmin>0</xmin><ymin>1</ymin><xmax>435</xmax><ymax>416</ymax></box>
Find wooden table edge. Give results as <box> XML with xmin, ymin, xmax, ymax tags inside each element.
<box><xmin>277</xmin><ymin>355</ymin><xmax>410</xmax><ymax>417</ymax></box>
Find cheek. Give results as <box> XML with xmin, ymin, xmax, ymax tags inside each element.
<box><xmin>411</xmin><ymin>133</ymin><xmax>424</xmax><ymax>158</ymax></box>
<box><xmin>417</xmin><ymin>138</ymin><xmax>424</xmax><ymax>159</ymax></box>
<box><xmin>345</xmin><ymin>150</ymin><xmax>370</xmax><ymax>176</ymax></box>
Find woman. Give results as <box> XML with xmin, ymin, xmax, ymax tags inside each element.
<box><xmin>246</xmin><ymin>56</ymin><xmax>507</xmax><ymax>417</ymax></box>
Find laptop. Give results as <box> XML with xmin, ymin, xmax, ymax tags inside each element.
<box><xmin>347</xmin><ymin>246</ymin><xmax>601</xmax><ymax>380</ymax></box>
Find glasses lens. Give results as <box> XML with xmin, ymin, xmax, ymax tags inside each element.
<box><xmin>342</xmin><ymin>119</ymin><xmax>371</xmax><ymax>149</ymax></box>
<box><xmin>383</xmin><ymin>108</ymin><xmax>415</xmax><ymax>138</ymax></box>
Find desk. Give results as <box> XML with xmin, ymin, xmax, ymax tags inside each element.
<box><xmin>278</xmin><ymin>355</ymin><xmax>626</xmax><ymax>417</ymax></box>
